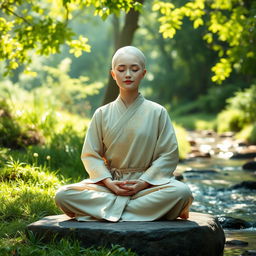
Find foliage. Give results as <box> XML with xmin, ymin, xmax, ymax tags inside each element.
<box><xmin>0</xmin><ymin>76</ymin><xmax>90</xmax><ymax>178</ymax></box>
<box><xmin>226</xmin><ymin>84</ymin><xmax>256</xmax><ymax>123</ymax></box>
<box><xmin>217</xmin><ymin>108</ymin><xmax>246</xmax><ymax>133</ymax></box>
<box><xmin>0</xmin><ymin>157</ymin><xmax>60</xmax><ymax>188</ymax></box>
<box><xmin>0</xmin><ymin>0</ymin><xmax>142</xmax><ymax>75</ymax></box>
<box><xmin>173</xmin><ymin>113</ymin><xmax>216</xmax><ymax>131</ymax></box>
<box><xmin>236</xmin><ymin>124</ymin><xmax>256</xmax><ymax>144</ymax></box>
<box><xmin>191</xmin><ymin>83</ymin><xmax>245</xmax><ymax>114</ymax></box>
<box><xmin>0</xmin><ymin>99</ymin><xmax>44</xmax><ymax>149</ymax></box>
<box><xmin>1</xmin><ymin>57</ymin><xmax>103</xmax><ymax>116</ymax></box>
<box><xmin>30</xmin><ymin>58</ymin><xmax>103</xmax><ymax>116</ymax></box>
<box><xmin>135</xmin><ymin>0</ymin><xmax>216</xmax><ymax>104</ymax></box>
<box><xmin>173</xmin><ymin>123</ymin><xmax>190</xmax><ymax>159</ymax></box>
<box><xmin>153</xmin><ymin>0</ymin><xmax>256</xmax><ymax>83</ymax></box>
<box><xmin>24</xmin><ymin>124</ymin><xmax>86</xmax><ymax>180</ymax></box>
<box><xmin>0</xmin><ymin>80</ymin><xmax>59</xmax><ymax>139</ymax></box>
<box><xmin>216</xmin><ymin>84</ymin><xmax>256</xmax><ymax>143</ymax></box>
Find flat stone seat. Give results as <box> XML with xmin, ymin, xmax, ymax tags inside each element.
<box><xmin>27</xmin><ymin>212</ymin><xmax>225</xmax><ymax>256</ymax></box>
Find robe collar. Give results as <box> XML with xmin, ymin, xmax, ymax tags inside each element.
<box><xmin>115</xmin><ymin>93</ymin><xmax>144</xmax><ymax>114</ymax></box>
<box><xmin>104</xmin><ymin>93</ymin><xmax>145</xmax><ymax>147</ymax></box>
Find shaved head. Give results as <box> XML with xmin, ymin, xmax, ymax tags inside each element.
<box><xmin>112</xmin><ymin>46</ymin><xmax>146</xmax><ymax>70</ymax></box>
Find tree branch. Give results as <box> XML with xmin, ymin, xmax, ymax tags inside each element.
<box><xmin>64</xmin><ymin>4</ymin><xmax>70</xmax><ymax>24</ymax></box>
<box><xmin>1</xmin><ymin>3</ymin><xmax>32</xmax><ymax>26</ymax></box>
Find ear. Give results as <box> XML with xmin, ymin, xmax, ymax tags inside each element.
<box><xmin>142</xmin><ymin>69</ymin><xmax>147</xmax><ymax>77</ymax></box>
<box><xmin>110</xmin><ymin>70</ymin><xmax>116</xmax><ymax>80</ymax></box>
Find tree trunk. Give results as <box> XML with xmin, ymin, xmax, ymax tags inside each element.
<box><xmin>102</xmin><ymin>0</ymin><xmax>144</xmax><ymax>106</ymax></box>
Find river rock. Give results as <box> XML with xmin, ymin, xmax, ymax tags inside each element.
<box><xmin>229</xmin><ymin>181</ymin><xmax>256</xmax><ymax>190</ymax></box>
<box><xmin>218</xmin><ymin>216</ymin><xmax>251</xmax><ymax>229</ymax></box>
<box><xmin>187</xmin><ymin>152</ymin><xmax>211</xmax><ymax>159</ymax></box>
<box><xmin>184</xmin><ymin>169</ymin><xmax>218</xmax><ymax>179</ymax></box>
<box><xmin>231</xmin><ymin>146</ymin><xmax>256</xmax><ymax>159</ymax></box>
<box><xmin>27</xmin><ymin>212</ymin><xmax>225</xmax><ymax>256</ymax></box>
<box><xmin>236</xmin><ymin>140</ymin><xmax>248</xmax><ymax>147</ymax></box>
<box><xmin>240</xmin><ymin>250</ymin><xmax>256</xmax><ymax>256</ymax></box>
<box><xmin>225</xmin><ymin>240</ymin><xmax>248</xmax><ymax>246</ymax></box>
<box><xmin>219</xmin><ymin>132</ymin><xmax>234</xmax><ymax>138</ymax></box>
<box><xmin>201</xmin><ymin>130</ymin><xmax>215</xmax><ymax>136</ymax></box>
<box><xmin>188</xmin><ymin>139</ymin><xmax>197</xmax><ymax>146</ymax></box>
<box><xmin>243</xmin><ymin>161</ymin><xmax>256</xmax><ymax>171</ymax></box>
<box><xmin>173</xmin><ymin>172</ymin><xmax>184</xmax><ymax>181</ymax></box>
<box><xmin>184</xmin><ymin>169</ymin><xmax>218</xmax><ymax>174</ymax></box>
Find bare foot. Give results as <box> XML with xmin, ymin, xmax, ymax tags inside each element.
<box><xmin>179</xmin><ymin>211</ymin><xmax>189</xmax><ymax>219</ymax></box>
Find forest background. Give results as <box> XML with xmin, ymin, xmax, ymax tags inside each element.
<box><xmin>0</xmin><ymin>0</ymin><xmax>256</xmax><ymax>255</ymax></box>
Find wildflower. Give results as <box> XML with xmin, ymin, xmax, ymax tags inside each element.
<box><xmin>33</xmin><ymin>153</ymin><xmax>39</xmax><ymax>158</ymax></box>
<box><xmin>46</xmin><ymin>155</ymin><xmax>51</xmax><ymax>160</ymax></box>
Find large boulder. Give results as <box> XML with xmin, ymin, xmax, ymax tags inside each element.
<box><xmin>229</xmin><ymin>181</ymin><xmax>256</xmax><ymax>190</ymax></box>
<box><xmin>27</xmin><ymin>212</ymin><xmax>225</xmax><ymax>256</ymax></box>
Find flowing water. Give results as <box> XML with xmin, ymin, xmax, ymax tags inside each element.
<box><xmin>176</xmin><ymin>131</ymin><xmax>256</xmax><ymax>256</ymax></box>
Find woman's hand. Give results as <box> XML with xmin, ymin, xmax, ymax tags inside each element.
<box><xmin>102</xmin><ymin>178</ymin><xmax>135</xmax><ymax>196</ymax></box>
<box><xmin>119</xmin><ymin>180</ymin><xmax>150</xmax><ymax>195</ymax></box>
<box><xmin>102</xmin><ymin>178</ymin><xmax>150</xmax><ymax>196</ymax></box>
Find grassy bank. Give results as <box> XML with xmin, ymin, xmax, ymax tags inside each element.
<box><xmin>173</xmin><ymin>113</ymin><xmax>216</xmax><ymax>131</ymax></box>
<box><xmin>0</xmin><ymin>159</ymin><xmax>137</xmax><ymax>255</ymax></box>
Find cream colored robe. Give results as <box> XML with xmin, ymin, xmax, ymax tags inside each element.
<box><xmin>55</xmin><ymin>94</ymin><xmax>193</xmax><ymax>221</ymax></box>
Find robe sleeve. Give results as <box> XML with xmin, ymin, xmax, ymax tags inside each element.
<box><xmin>81</xmin><ymin>108</ymin><xmax>112</xmax><ymax>183</ymax></box>
<box><xmin>139</xmin><ymin>108</ymin><xmax>179</xmax><ymax>185</ymax></box>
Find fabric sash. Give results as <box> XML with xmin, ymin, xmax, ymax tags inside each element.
<box><xmin>103</xmin><ymin>94</ymin><xmax>144</xmax><ymax>147</ymax></box>
<box><xmin>109</xmin><ymin>167</ymin><xmax>147</xmax><ymax>180</ymax></box>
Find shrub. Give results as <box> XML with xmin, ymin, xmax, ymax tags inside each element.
<box><xmin>227</xmin><ymin>84</ymin><xmax>256</xmax><ymax>123</ymax></box>
<box><xmin>217</xmin><ymin>109</ymin><xmax>247</xmax><ymax>133</ymax></box>
<box><xmin>0</xmin><ymin>99</ymin><xmax>44</xmax><ymax>149</ymax></box>
<box><xmin>173</xmin><ymin>123</ymin><xmax>191</xmax><ymax>159</ymax></box>
<box><xmin>236</xmin><ymin>123</ymin><xmax>256</xmax><ymax>144</ymax></box>
<box><xmin>216</xmin><ymin>84</ymin><xmax>256</xmax><ymax>141</ymax></box>
<box><xmin>24</xmin><ymin>124</ymin><xmax>86</xmax><ymax>180</ymax></box>
<box><xmin>0</xmin><ymin>158</ymin><xmax>61</xmax><ymax>188</ymax></box>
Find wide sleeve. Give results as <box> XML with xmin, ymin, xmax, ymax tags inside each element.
<box><xmin>139</xmin><ymin>108</ymin><xmax>179</xmax><ymax>185</ymax></box>
<box><xmin>81</xmin><ymin>108</ymin><xmax>112</xmax><ymax>183</ymax></box>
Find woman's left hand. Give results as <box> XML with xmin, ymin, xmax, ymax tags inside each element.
<box><xmin>119</xmin><ymin>180</ymin><xmax>150</xmax><ymax>195</ymax></box>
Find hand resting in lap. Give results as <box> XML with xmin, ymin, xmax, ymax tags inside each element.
<box><xmin>103</xmin><ymin>178</ymin><xmax>150</xmax><ymax>196</ymax></box>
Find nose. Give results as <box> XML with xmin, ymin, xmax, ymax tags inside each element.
<box><xmin>125</xmin><ymin>69</ymin><xmax>131</xmax><ymax>78</ymax></box>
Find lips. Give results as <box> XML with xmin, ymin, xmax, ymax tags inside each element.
<box><xmin>124</xmin><ymin>80</ymin><xmax>133</xmax><ymax>84</ymax></box>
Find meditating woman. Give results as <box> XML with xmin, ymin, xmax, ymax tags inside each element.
<box><xmin>55</xmin><ymin>46</ymin><xmax>193</xmax><ymax>222</ymax></box>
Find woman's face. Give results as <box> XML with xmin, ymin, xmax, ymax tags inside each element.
<box><xmin>111</xmin><ymin>52</ymin><xmax>146</xmax><ymax>92</ymax></box>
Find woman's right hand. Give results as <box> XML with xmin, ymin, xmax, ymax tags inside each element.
<box><xmin>102</xmin><ymin>178</ymin><xmax>134</xmax><ymax>196</ymax></box>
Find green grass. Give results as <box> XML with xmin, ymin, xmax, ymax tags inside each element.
<box><xmin>173</xmin><ymin>113</ymin><xmax>216</xmax><ymax>131</ymax></box>
<box><xmin>0</xmin><ymin>157</ymin><xmax>137</xmax><ymax>256</ymax></box>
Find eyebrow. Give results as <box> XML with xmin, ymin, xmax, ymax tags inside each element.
<box><xmin>117</xmin><ymin>64</ymin><xmax>140</xmax><ymax>67</ymax></box>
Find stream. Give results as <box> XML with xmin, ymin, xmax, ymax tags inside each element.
<box><xmin>176</xmin><ymin>131</ymin><xmax>256</xmax><ymax>256</ymax></box>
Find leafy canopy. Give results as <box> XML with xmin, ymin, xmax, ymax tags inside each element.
<box><xmin>153</xmin><ymin>0</ymin><xmax>256</xmax><ymax>83</ymax></box>
<box><xmin>1</xmin><ymin>0</ymin><xmax>255</xmax><ymax>84</ymax></box>
<box><xmin>0</xmin><ymin>0</ymin><xmax>142</xmax><ymax>75</ymax></box>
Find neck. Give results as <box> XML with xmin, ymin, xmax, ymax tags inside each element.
<box><xmin>119</xmin><ymin>90</ymin><xmax>139</xmax><ymax>107</ymax></box>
